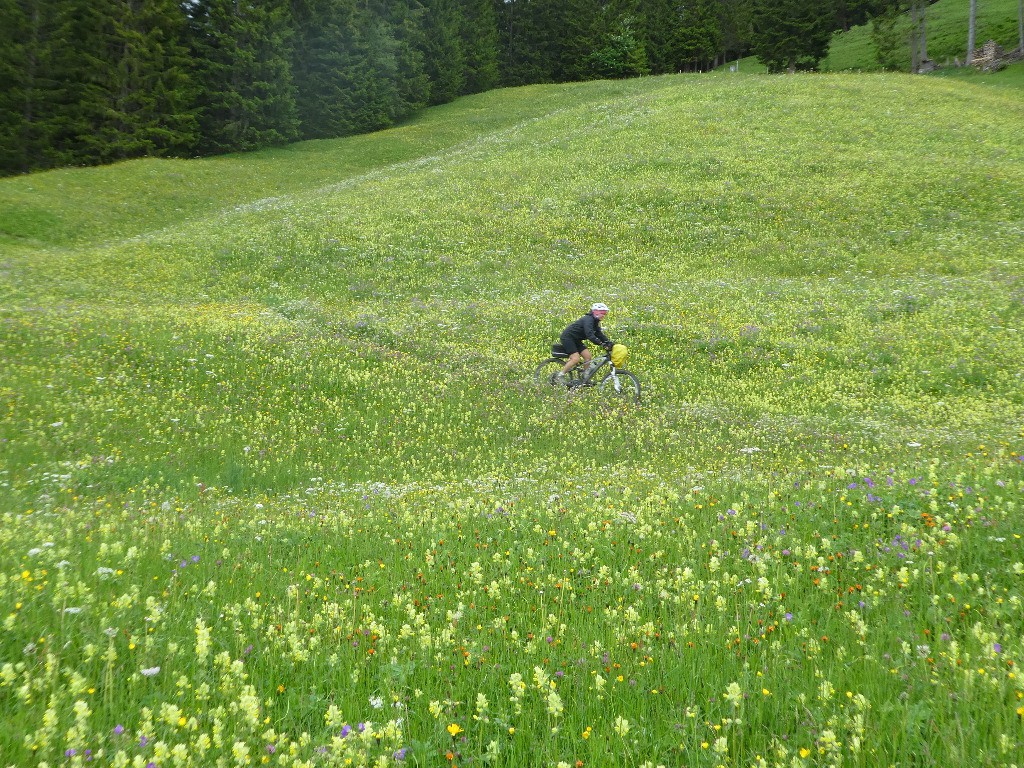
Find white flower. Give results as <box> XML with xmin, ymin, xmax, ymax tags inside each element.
<box><xmin>724</xmin><ymin>681</ymin><xmax>743</xmax><ymax>707</ymax></box>
<box><xmin>141</xmin><ymin>666</ymin><xmax>161</xmax><ymax>677</ymax></box>
<box><xmin>546</xmin><ymin>690</ymin><xmax>563</xmax><ymax>718</ymax></box>
<box><xmin>613</xmin><ymin>716</ymin><xmax>630</xmax><ymax>737</ymax></box>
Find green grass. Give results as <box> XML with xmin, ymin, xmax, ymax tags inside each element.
<box><xmin>1</xmin><ymin>73</ymin><xmax>1023</xmax><ymax>767</ymax></box>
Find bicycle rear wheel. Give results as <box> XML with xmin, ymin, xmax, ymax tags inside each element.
<box><xmin>598</xmin><ymin>369</ymin><xmax>641</xmax><ymax>402</ymax></box>
<box><xmin>534</xmin><ymin>358</ymin><xmax>583</xmax><ymax>389</ymax></box>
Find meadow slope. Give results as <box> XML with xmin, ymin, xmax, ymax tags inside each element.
<box><xmin>2</xmin><ymin>73</ymin><xmax>1024</xmax><ymax>767</ymax></box>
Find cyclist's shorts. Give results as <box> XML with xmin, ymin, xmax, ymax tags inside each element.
<box><xmin>559</xmin><ymin>333</ymin><xmax>586</xmax><ymax>356</ymax></box>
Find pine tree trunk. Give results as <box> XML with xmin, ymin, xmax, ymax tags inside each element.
<box><xmin>967</xmin><ymin>0</ymin><xmax>977</xmax><ymax>63</ymax></box>
<box><xmin>1019</xmin><ymin>0</ymin><xmax>1023</xmax><ymax>51</ymax></box>
<box><xmin>920</xmin><ymin>3</ymin><xmax>928</xmax><ymax>64</ymax></box>
<box><xmin>910</xmin><ymin>1</ymin><xmax>920</xmax><ymax>72</ymax></box>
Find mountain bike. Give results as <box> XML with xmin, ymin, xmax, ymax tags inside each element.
<box><xmin>534</xmin><ymin>345</ymin><xmax>641</xmax><ymax>402</ymax></box>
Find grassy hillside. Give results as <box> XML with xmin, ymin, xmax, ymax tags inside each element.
<box><xmin>2</xmin><ymin>74</ymin><xmax>1024</xmax><ymax>767</ymax></box>
<box><xmin>824</xmin><ymin>0</ymin><xmax>1023</xmax><ymax>71</ymax></box>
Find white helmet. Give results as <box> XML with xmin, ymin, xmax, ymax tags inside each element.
<box><xmin>591</xmin><ymin>302</ymin><xmax>609</xmax><ymax>312</ymax></box>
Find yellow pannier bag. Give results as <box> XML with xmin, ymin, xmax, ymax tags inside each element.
<box><xmin>610</xmin><ymin>343</ymin><xmax>628</xmax><ymax>367</ymax></box>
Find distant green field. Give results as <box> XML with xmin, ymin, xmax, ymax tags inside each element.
<box><xmin>720</xmin><ymin>0</ymin><xmax>1022</xmax><ymax>75</ymax></box>
<box><xmin>2</xmin><ymin>73</ymin><xmax>1023</xmax><ymax>767</ymax></box>
<box><xmin>824</xmin><ymin>0</ymin><xmax>1023</xmax><ymax>71</ymax></box>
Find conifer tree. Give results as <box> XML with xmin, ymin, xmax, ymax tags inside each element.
<box><xmin>420</xmin><ymin>0</ymin><xmax>466</xmax><ymax>104</ymax></box>
<box><xmin>718</xmin><ymin>0</ymin><xmax>754</xmax><ymax>66</ymax></box>
<box><xmin>379</xmin><ymin>0</ymin><xmax>431</xmax><ymax>117</ymax></box>
<box><xmin>291</xmin><ymin>0</ymin><xmax>365</xmax><ymax>138</ymax></box>
<box><xmin>0</xmin><ymin>0</ymin><xmax>33</xmax><ymax>173</ymax></box>
<box><xmin>9</xmin><ymin>0</ymin><xmax>111</xmax><ymax>171</ymax></box>
<box><xmin>642</xmin><ymin>0</ymin><xmax>682</xmax><ymax>75</ymax></box>
<box><xmin>458</xmin><ymin>0</ymin><xmax>499</xmax><ymax>93</ymax></box>
<box><xmin>189</xmin><ymin>0</ymin><xmax>299</xmax><ymax>153</ymax></box>
<box><xmin>89</xmin><ymin>0</ymin><xmax>198</xmax><ymax>162</ymax></box>
<box><xmin>675</xmin><ymin>0</ymin><xmax>722</xmax><ymax>71</ymax></box>
<box><xmin>750</xmin><ymin>0</ymin><xmax>833</xmax><ymax>73</ymax></box>
<box><xmin>496</xmin><ymin>0</ymin><xmax>554</xmax><ymax>85</ymax></box>
<box><xmin>585</xmin><ymin>10</ymin><xmax>649</xmax><ymax>79</ymax></box>
<box><xmin>553</xmin><ymin>0</ymin><xmax>602</xmax><ymax>82</ymax></box>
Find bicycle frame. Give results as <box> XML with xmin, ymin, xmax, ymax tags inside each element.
<box><xmin>580</xmin><ymin>354</ymin><xmax>612</xmax><ymax>385</ymax></box>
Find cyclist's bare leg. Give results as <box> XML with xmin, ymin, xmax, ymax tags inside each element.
<box><xmin>561</xmin><ymin>349</ymin><xmax>591</xmax><ymax>375</ymax></box>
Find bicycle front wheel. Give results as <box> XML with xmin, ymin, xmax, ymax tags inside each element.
<box><xmin>598</xmin><ymin>369</ymin><xmax>641</xmax><ymax>402</ymax></box>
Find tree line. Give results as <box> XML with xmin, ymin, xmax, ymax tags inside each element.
<box><xmin>1</xmin><ymin>0</ymin><xmax>900</xmax><ymax>176</ymax></box>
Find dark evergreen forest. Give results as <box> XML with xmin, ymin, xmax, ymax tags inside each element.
<box><xmin>1</xmin><ymin>0</ymin><xmax>894</xmax><ymax>176</ymax></box>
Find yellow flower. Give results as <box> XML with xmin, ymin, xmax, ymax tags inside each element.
<box><xmin>799</xmin><ymin>748</ymin><xmax>811</xmax><ymax>758</ymax></box>
<box><xmin>447</xmin><ymin>723</ymin><xmax>463</xmax><ymax>737</ymax></box>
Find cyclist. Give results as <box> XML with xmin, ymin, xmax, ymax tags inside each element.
<box><xmin>556</xmin><ymin>303</ymin><xmax>614</xmax><ymax>386</ymax></box>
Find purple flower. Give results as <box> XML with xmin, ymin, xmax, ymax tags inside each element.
<box><xmin>909</xmin><ymin>478</ymin><xmax>919</xmax><ymax>485</ymax></box>
<box><xmin>357</xmin><ymin>723</ymin><xmax>366</xmax><ymax>733</ymax></box>
<box><xmin>113</xmin><ymin>724</ymin><xmax>124</xmax><ymax>736</ymax></box>
<box><xmin>140</xmin><ymin>735</ymin><xmax>148</xmax><ymax>748</ymax></box>
<box><xmin>847</xmin><ymin>483</ymin><xmax>858</xmax><ymax>490</ymax></box>
<box><xmin>864</xmin><ymin>477</ymin><xmax>875</xmax><ymax>489</ymax></box>
<box><xmin>782</xmin><ymin>549</ymin><xmax>791</xmax><ymax>556</ymax></box>
<box><xmin>994</xmin><ymin>643</ymin><xmax>1002</xmax><ymax>653</ymax></box>
<box><xmin>941</xmin><ymin>633</ymin><xmax>950</xmax><ymax>641</ymax></box>
<box><xmin>394</xmin><ymin>747</ymin><xmax>408</xmax><ymax>761</ymax></box>
<box><xmin>66</xmin><ymin>749</ymin><xmax>77</xmax><ymax>757</ymax></box>
<box><xmin>266</xmin><ymin>744</ymin><xmax>276</xmax><ymax>754</ymax></box>
<box><xmin>784</xmin><ymin>613</ymin><xmax>793</xmax><ymax>622</ymax></box>
<box><xmin>340</xmin><ymin>725</ymin><xmax>352</xmax><ymax>738</ymax></box>
<box><xmin>191</xmin><ymin>555</ymin><xmax>200</xmax><ymax>563</ymax></box>
<box><xmin>555</xmin><ymin>670</ymin><xmax>564</xmax><ymax>678</ymax></box>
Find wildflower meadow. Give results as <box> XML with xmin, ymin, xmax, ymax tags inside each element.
<box><xmin>2</xmin><ymin>73</ymin><xmax>1024</xmax><ymax>767</ymax></box>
